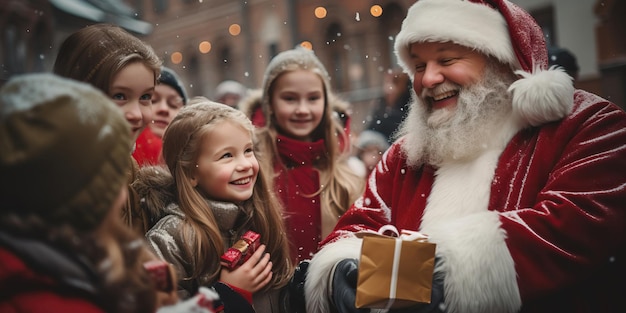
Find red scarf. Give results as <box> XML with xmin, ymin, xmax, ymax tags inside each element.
<box><xmin>274</xmin><ymin>135</ymin><xmax>327</xmax><ymax>262</ymax></box>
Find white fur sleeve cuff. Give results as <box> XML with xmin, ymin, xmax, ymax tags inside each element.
<box><xmin>424</xmin><ymin>211</ymin><xmax>522</xmax><ymax>313</ymax></box>
<box><xmin>304</xmin><ymin>236</ymin><xmax>362</xmax><ymax>313</ymax></box>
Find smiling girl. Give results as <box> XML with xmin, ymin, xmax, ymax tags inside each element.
<box><xmin>53</xmin><ymin>24</ymin><xmax>162</xmax><ymax>235</ymax></box>
<box><xmin>53</xmin><ymin>24</ymin><xmax>160</xmax><ymax>141</ymax></box>
<box><xmin>251</xmin><ymin>47</ymin><xmax>364</xmax><ymax>264</ymax></box>
<box><xmin>134</xmin><ymin>98</ymin><xmax>293</xmax><ymax>312</ymax></box>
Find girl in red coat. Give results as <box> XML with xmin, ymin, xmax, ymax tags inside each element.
<box><xmin>252</xmin><ymin>47</ymin><xmax>364</xmax><ymax>264</ymax></box>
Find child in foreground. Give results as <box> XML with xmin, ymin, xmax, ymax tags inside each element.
<box><xmin>134</xmin><ymin>98</ymin><xmax>294</xmax><ymax>312</ymax></box>
<box><xmin>0</xmin><ymin>73</ymin><xmax>176</xmax><ymax>313</ymax></box>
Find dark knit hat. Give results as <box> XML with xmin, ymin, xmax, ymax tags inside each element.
<box><xmin>158</xmin><ymin>66</ymin><xmax>188</xmax><ymax>105</ymax></box>
<box><xmin>548</xmin><ymin>46</ymin><xmax>579</xmax><ymax>77</ymax></box>
<box><xmin>0</xmin><ymin>73</ymin><xmax>132</xmax><ymax>231</ymax></box>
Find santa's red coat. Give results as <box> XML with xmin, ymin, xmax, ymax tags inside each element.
<box><xmin>306</xmin><ymin>90</ymin><xmax>626</xmax><ymax>313</ymax></box>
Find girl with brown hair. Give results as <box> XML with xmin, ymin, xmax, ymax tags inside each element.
<box><xmin>53</xmin><ymin>23</ymin><xmax>162</xmax><ymax>235</ymax></box>
<box><xmin>135</xmin><ymin>98</ymin><xmax>293</xmax><ymax>312</ymax></box>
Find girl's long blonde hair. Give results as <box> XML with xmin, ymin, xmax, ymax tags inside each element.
<box><xmin>162</xmin><ymin>97</ymin><xmax>292</xmax><ymax>289</ymax></box>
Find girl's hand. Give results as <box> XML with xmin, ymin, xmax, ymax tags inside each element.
<box><xmin>219</xmin><ymin>244</ymin><xmax>273</xmax><ymax>293</ymax></box>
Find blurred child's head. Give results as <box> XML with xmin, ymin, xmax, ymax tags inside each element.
<box><xmin>53</xmin><ymin>24</ymin><xmax>162</xmax><ymax>140</ymax></box>
<box><xmin>215</xmin><ymin>80</ymin><xmax>247</xmax><ymax>108</ymax></box>
<box><xmin>0</xmin><ymin>73</ymin><xmax>132</xmax><ymax>233</ymax></box>
<box><xmin>0</xmin><ymin>74</ymin><xmax>159</xmax><ymax>312</ymax></box>
<box><xmin>150</xmin><ymin>66</ymin><xmax>188</xmax><ymax>138</ymax></box>
<box><xmin>261</xmin><ymin>46</ymin><xmax>334</xmax><ymax>142</ymax></box>
<box><xmin>356</xmin><ymin>130</ymin><xmax>390</xmax><ymax>171</ymax></box>
<box><xmin>162</xmin><ymin>97</ymin><xmax>257</xmax><ymax>203</ymax></box>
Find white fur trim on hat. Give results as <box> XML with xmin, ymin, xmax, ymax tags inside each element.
<box><xmin>509</xmin><ymin>66</ymin><xmax>575</xmax><ymax>126</ymax></box>
<box><xmin>394</xmin><ymin>0</ymin><xmax>517</xmax><ymax>77</ymax></box>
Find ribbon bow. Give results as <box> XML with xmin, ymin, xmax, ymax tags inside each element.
<box><xmin>364</xmin><ymin>224</ymin><xmax>429</xmax><ymax>241</ymax></box>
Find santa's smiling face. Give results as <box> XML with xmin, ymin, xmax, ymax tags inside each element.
<box><xmin>409</xmin><ymin>41</ymin><xmax>488</xmax><ymax>127</ymax></box>
<box><xmin>400</xmin><ymin>42</ymin><xmax>518</xmax><ymax>167</ymax></box>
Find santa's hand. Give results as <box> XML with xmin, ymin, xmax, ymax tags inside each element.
<box><xmin>331</xmin><ymin>258</ymin><xmax>368</xmax><ymax>313</ymax></box>
<box><xmin>287</xmin><ymin>260</ymin><xmax>309</xmax><ymax>313</ymax></box>
<box><xmin>220</xmin><ymin>244</ymin><xmax>273</xmax><ymax>293</ymax></box>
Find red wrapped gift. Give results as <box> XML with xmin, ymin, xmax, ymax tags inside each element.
<box><xmin>241</xmin><ymin>230</ymin><xmax>260</xmax><ymax>253</ymax></box>
<box><xmin>220</xmin><ymin>247</ymin><xmax>245</xmax><ymax>269</ymax></box>
<box><xmin>220</xmin><ymin>231</ymin><xmax>260</xmax><ymax>270</ymax></box>
<box><xmin>144</xmin><ymin>259</ymin><xmax>174</xmax><ymax>292</ymax></box>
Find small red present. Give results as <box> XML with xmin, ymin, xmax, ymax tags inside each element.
<box><xmin>220</xmin><ymin>245</ymin><xmax>246</xmax><ymax>269</ymax></box>
<box><xmin>220</xmin><ymin>231</ymin><xmax>261</xmax><ymax>270</ymax></box>
<box><xmin>241</xmin><ymin>230</ymin><xmax>260</xmax><ymax>253</ymax></box>
<box><xmin>144</xmin><ymin>259</ymin><xmax>174</xmax><ymax>292</ymax></box>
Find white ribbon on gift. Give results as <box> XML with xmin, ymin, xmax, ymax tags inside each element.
<box><xmin>367</xmin><ymin>225</ymin><xmax>429</xmax><ymax>310</ymax></box>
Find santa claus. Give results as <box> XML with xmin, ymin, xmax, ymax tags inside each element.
<box><xmin>302</xmin><ymin>0</ymin><xmax>626</xmax><ymax>312</ymax></box>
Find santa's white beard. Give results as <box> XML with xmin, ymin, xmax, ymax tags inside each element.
<box><xmin>399</xmin><ymin>64</ymin><xmax>517</xmax><ymax>167</ymax></box>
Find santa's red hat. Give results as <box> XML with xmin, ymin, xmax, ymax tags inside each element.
<box><xmin>394</xmin><ymin>0</ymin><xmax>574</xmax><ymax>127</ymax></box>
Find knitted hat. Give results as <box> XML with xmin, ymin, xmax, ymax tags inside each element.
<box><xmin>159</xmin><ymin>66</ymin><xmax>188</xmax><ymax>105</ymax></box>
<box><xmin>260</xmin><ymin>46</ymin><xmax>331</xmax><ymax>118</ymax></box>
<box><xmin>215</xmin><ymin>80</ymin><xmax>247</xmax><ymax>99</ymax></box>
<box><xmin>0</xmin><ymin>73</ymin><xmax>132</xmax><ymax>231</ymax></box>
<box><xmin>394</xmin><ymin>0</ymin><xmax>574</xmax><ymax>127</ymax></box>
<box><xmin>356</xmin><ymin>130</ymin><xmax>390</xmax><ymax>151</ymax></box>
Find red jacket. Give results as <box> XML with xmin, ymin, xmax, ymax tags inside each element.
<box><xmin>0</xmin><ymin>246</ymin><xmax>103</xmax><ymax>313</ymax></box>
<box><xmin>308</xmin><ymin>90</ymin><xmax>626</xmax><ymax>313</ymax></box>
<box><xmin>133</xmin><ymin>128</ymin><xmax>163</xmax><ymax>167</ymax></box>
